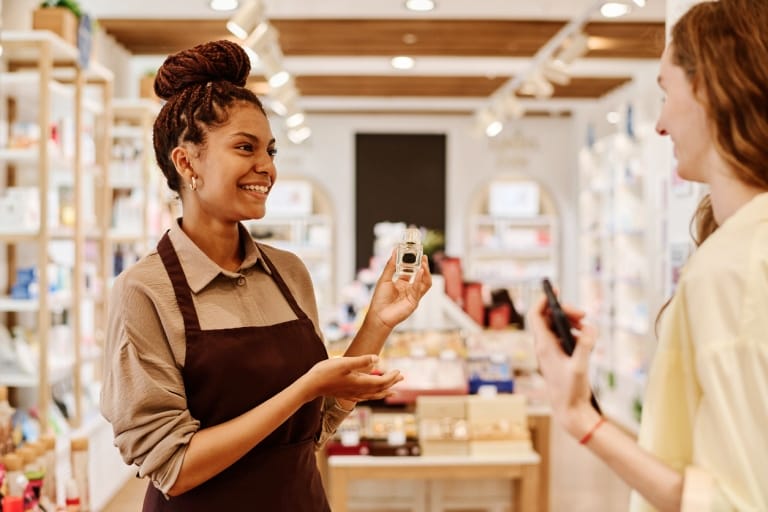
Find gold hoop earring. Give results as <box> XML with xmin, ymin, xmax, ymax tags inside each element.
<box><xmin>189</xmin><ymin>176</ymin><xmax>197</xmax><ymax>191</ymax></box>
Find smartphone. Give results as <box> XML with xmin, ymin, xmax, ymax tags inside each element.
<box><xmin>542</xmin><ymin>278</ymin><xmax>576</xmax><ymax>355</ymax></box>
<box><xmin>541</xmin><ymin>278</ymin><xmax>602</xmax><ymax>414</ymax></box>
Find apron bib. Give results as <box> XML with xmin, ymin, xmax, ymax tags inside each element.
<box><xmin>142</xmin><ymin>233</ymin><xmax>331</xmax><ymax>511</ymax></box>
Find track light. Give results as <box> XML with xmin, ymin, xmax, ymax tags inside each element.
<box><xmin>245</xmin><ymin>22</ymin><xmax>278</xmax><ymax>52</ymax></box>
<box><xmin>518</xmin><ymin>73</ymin><xmax>554</xmax><ymax>99</ymax></box>
<box><xmin>554</xmin><ymin>32</ymin><xmax>590</xmax><ymax>65</ymax></box>
<box><xmin>268</xmin><ymin>70</ymin><xmax>290</xmax><ymax>88</ymax></box>
<box><xmin>541</xmin><ymin>59</ymin><xmax>571</xmax><ymax>86</ymax></box>
<box><xmin>285</xmin><ymin>112</ymin><xmax>305</xmax><ymax>128</ymax></box>
<box><xmin>287</xmin><ymin>125</ymin><xmax>312</xmax><ymax>144</ymax></box>
<box><xmin>226</xmin><ymin>0</ymin><xmax>264</xmax><ymax>40</ymax></box>
<box><xmin>499</xmin><ymin>93</ymin><xmax>525</xmax><ymax>120</ymax></box>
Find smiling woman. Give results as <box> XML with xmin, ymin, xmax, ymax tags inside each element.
<box><xmin>99</xmin><ymin>39</ymin><xmax>432</xmax><ymax>511</ymax></box>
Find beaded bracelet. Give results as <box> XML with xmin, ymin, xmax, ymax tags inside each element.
<box><xmin>579</xmin><ymin>417</ymin><xmax>606</xmax><ymax>445</ymax></box>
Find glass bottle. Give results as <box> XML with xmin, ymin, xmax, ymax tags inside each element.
<box><xmin>393</xmin><ymin>227</ymin><xmax>423</xmax><ymax>283</ymax></box>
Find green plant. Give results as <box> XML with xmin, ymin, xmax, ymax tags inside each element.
<box><xmin>39</xmin><ymin>0</ymin><xmax>83</xmax><ymax>18</ymax></box>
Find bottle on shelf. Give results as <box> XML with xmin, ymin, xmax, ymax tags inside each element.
<box><xmin>65</xmin><ymin>477</ymin><xmax>81</xmax><ymax>512</ymax></box>
<box><xmin>0</xmin><ymin>387</ymin><xmax>14</xmax><ymax>456</ymax></box>
<box><xmin>70</xmin><ymin>437</ymin><xmax>89</xmax><ymax>511</ymax></box>
<box><xmin>2</xmin><ymin>452</ymin><xmax>27</xmax><ymax>499</ymax></box>
<box><xmin>39</xmin><ymin>435</ymin><xmax>56</xmax><ymax>507</ymax></box>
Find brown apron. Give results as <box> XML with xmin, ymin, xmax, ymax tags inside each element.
<box><xmin>143</xmin><ymin>232</ymin><xmax>331</xmax><ymax>511</ymax></box>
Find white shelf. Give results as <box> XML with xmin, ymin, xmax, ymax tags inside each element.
<box><xmin>111</xmin><ymin>125</ymin><xmax>145</xmax><ymax>139</ymax></box>
<box><xmin>0</xmin><ymin>292</ymin><xmax>72</xmax><ymax>312</ymax></box>
<box><xmin>0</xmin><ymin>359</ymin><xmax>74</xmax><ymax>388</ymax></box>
<box><xmin>0</xmin><ymin>30</ymin><xmax>79</xmax><ymax>63</ymax></box>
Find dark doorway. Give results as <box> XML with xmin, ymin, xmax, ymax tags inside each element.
<box><xmin>355</xmin><ymin>133</ymin><xmax>446</xmax><ymax>272</ymax></box>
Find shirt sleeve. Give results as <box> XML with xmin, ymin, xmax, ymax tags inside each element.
<box><xmin>315</xmin><ymin>397</ymin><xmax>354</xmax><ymax>448</ymax></box>
<box><xmin>100</xmin><ymin>274</ymin><xmax>200</xmax><ymax>494</ymax></box>
<box><xmin>680</xmin><ymin>339</ymin><xmax>768</xmax><ymax>511</ymax></box>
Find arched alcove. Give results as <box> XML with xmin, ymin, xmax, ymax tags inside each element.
<box><xmin>244</xmin><ymin>176</ymin><xmax>336</xmax><ymax>322</ymax></box>
<box><xmin>465</xmin><ymin>173</ymin><xmax>560</xmax><ymax>312</ymax></box>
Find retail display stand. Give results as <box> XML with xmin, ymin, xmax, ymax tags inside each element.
<box><xmin>578</xmin><ymin>121</ymin><xmax>668</xmax><ymax>434</ymax></box>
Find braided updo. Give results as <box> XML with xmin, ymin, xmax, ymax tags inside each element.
<box><xmin>152</xmin><ymin>40</ymin><xmax>266</xmax><ymax>192</ymax></box>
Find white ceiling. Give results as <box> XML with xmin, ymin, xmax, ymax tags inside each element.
<box><xmin>79</xmin><ymin>0</ymin><xmax>667</xmax><ymax>22</ymax></box>
<box><xmin>85</xmin><ymin>0</ymin><xmax>668</xmax><ymax>113</ymax></box>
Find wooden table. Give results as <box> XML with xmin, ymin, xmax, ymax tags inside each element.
<box><xmin>527</xmin><ymin>405</ymin><xmax>552</xmax><ymax>512</ymax></box>
<box><xmin>327</xmin><ymin>452</ymin><xmax>541</xmax><ymax>512</ymax></box>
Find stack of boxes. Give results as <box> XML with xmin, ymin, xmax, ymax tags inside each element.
<box><xmin>417</xmin><ymin>394</ymin><xmax>532</xmax><ymax>457</ymax></box>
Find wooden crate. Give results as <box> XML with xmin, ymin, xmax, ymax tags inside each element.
<box><xmin>32</xmin><ymin>7</ymin><xmax>78</xmax><ymax>47</ymax></box>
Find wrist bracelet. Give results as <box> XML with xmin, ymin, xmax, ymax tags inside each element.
<box><xmin>579</xmin><ymin>417</ymin><xmax>606</xmax><ymax>445</ymax></box>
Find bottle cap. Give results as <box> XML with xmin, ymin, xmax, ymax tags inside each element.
<box><xmin>403</xmin><ymin>227</ymin><xmax>421</xmax><ymax>244</ymax></box>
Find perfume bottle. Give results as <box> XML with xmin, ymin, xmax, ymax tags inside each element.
<box><xmin>393</xmin><ymin>228</ymin><xmax>423</xmax><ymax>283</ymax></box>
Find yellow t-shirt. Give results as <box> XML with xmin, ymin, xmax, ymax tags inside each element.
<box><xmin>630</xmin><ymin>193</ymin><xmax>768</xmax><ymax>512</ymax></box>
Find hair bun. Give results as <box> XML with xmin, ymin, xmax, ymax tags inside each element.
<box><xmin>154</xmin><ymin>40</ymin><xmax>251</xmax><ymax>100</ymax></box>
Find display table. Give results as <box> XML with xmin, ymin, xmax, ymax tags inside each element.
<box><xmin>527</xmin><ymin>405</ymin><xmax>552</xmax><ymax>512</ymax></box>
<box><xmin>327</xmin><ymin>452</ymin><xmax>540</xmax><ymax>512</ymax></box>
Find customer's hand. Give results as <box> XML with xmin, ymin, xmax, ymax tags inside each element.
<box><xmin>301</xmin><ymin>355</ymin><xmax>403</xmax><ymax>403</ymax></box>
<box><xmin>526</xmin><ymin>293</ymin><xmax>600</xmax><ymax>437</ymax></box>
<box><xmin>366</xmin><ymin>250</ymin><xmax>432</xmax><ymax>330</ymax></box>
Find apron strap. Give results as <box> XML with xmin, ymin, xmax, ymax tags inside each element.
<box><xmin>257</xmin><ymin>246</ymin><xmax>309</xmax><ymax>321</ymax></box>
<box><xmin>157</xmin><ymin>231</ymin><xmax>202</xmax><ymax>332</ymax></box>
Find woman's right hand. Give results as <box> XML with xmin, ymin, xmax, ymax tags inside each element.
<box><xmin>300</xmin><ymin>355</ymin><xmax>403</xmax><ymax>403</ymax></box>
<box><xmin>526</xmin><ymin>293</ymin><xmax>601</xmax><ymax>439</ymax></box>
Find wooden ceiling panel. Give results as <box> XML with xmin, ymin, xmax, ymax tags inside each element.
<box><xmin>294</xmin><ymin>75</ymin><xmax>507</xmax><ymax>97</ymax></box>
<box><xmin>273</xmin><ymin>19</ymin><xmax>563</xmax><ymax>57</ymax></box>
<box><xmin>97</xmin><ymin>18</ymin><xmax>656</xmax><ymax>102</ymax></box>
<box><xmin>99</xmin><ymin>19</ymin><xmax>664</xmax><ymax>59</ymax></box>
<box><xmin>295</xmin><ymin>76</ymin><xmax>631</xmax><ymax>99</ymax></box>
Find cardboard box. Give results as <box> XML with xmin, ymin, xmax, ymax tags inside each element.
<box><xmin>421</xmin><ymin>439</ymin><xmax>470</xmax><ymax>457</ymax></box>
<box><xmin>469</xmin><ymin>439</ymin><xmax>533</xmax><ymax>456</ymax></box>
<box><xmin>416</xmin><ymin>395</ymin><xmax>466</xmax><ymax>419</ymax></box>
<box><xmin>140</xmin><ymin>75</ymin><xmax>159</xmax><ymax>102</ymax></box>
<box><xmin>32</xmin><ymin>7</ymin><xmax>78</xmax><ymax>47</ymax></box>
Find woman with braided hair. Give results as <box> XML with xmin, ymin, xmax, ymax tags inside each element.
<box><xmin>527</xmin><ymin>0</ymin><xmax>768</xmax><ymax>510</ymax></box>
<box><xmin>100</xmin><ymin>40</ymin><xmax>432</xmax><ymax>510</ymax></box>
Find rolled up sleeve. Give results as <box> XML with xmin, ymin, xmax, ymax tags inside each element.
<box><xmin>315</xmin><ymin>397</ymin><xmax>353</xmax><ymax>448</ymax></box>
<box><xmin>100</xmin><ymin>276</ymin><xmax>200</xmax><ymax>494</ymax></box>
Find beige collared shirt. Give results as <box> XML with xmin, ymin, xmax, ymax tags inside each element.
<box><xmin>100</xmin><ymin>219</ymin><xmax>349</xmax><ymax>494</ymax></box>
<box><xmin>629</xmin><ymin>193</ymin><xmax>768</xmax><ymax>512</ymax></box>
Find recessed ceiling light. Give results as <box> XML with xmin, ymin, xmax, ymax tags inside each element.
<box><xmin>402</xmin><ymin>33</ymin><xmax>418</xmax><ymax>45</ymax></box>
<box><xmin>405</xmin><ymin>0</ymin><xmax>436</xmax><ymax>12</ymax></box>
<box><xmin>600</xmin><ymin>2</ymin><xmax>631</xmax><ymax>18</ymax></box>
<box><xmin>606</xmin><ymin>111</ymin><xmax>620</xmax><ymax>124</ymax></box>
<box><xmin>633</xmin><ymin>0</ymin><xmax>646</xmax><ymax>6</ymax></box>
<box><xmin>391</xmin><ymin>56</ymin><xmax>415</xmax><ymax>70</ymax></box>
<box><xmin>209</xmin><ymin>0</ymin><xmax>239</xmax><ymax>12</ymax></box>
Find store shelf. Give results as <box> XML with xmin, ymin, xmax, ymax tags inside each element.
<box><xmin>0</xmin><ymin>292</ymin><xmax>72</xmax><ymax>312</ymax></box>
<box><xmin>0</xmin><ymin>359</ymin><xmax>74</xmax><ymax>388</ymax></box>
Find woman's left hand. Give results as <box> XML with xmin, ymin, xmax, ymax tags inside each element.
<box><xmin>366</xmin><ymin>250</ymin><xmax>432</xmax><ymax>330</ymax></box>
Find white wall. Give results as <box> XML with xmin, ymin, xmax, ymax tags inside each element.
<box><xmin>273</xmin><ymin>113</ymin><xmax>581</xmax><ymax>304</ymax></box>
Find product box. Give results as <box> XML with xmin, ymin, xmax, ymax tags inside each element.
<box><xmin>465</xmin><ymin>394</ymin><xmax>531</xmax><ymax>456</ymax></box>
<box><xmin>32</xmin><ymin>7</ymin><xmax>78</xmax><ymax>47</ymax></box>
<box><xmin>416</xmin><ymin>395</ymin><xmax>466</xmax><ymax>419</ymax></box>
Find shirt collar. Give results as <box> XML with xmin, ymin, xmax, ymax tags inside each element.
<box><xmin>167</xmin><ymin>219</ymin><xmax>272</xmax><ymax>294</ymax></box>
<box><xmin>716</xmin><ymin>191</ymin><xmax>768</xmax><ymax>234</ymax></box>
